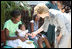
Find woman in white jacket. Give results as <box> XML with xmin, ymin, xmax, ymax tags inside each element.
<box><xmin>30</xmin><ymin>2</ymin><xmax>71</xmax><ymax>48</ymax></box>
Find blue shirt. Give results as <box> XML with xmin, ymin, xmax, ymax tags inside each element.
<box><xmin>34</xmin><ymin>21</ymin><xmax>39</xmax><ymax>31</ymax></box>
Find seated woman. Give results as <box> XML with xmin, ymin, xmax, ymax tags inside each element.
<box><xmin>3</xmin><ymin>9</ymin><xmax>35</xmax><ymax>48</ymax></box>
<box><xmin>6</xmin><ymin>24</ymin><xmax>35</xmax><ymax>48</ymax></box>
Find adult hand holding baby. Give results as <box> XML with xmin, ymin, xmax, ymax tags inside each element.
<box><xmin>19</xmin><ymin>37</ymin><xmax>26</xmax><ymax>42</ymax></box>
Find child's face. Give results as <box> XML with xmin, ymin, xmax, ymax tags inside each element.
<box><xmin>21</xmin><ymin>25</ymin><xmax>26</xmax><ymax>31</ymax></box>
<box><xmin>35</xmin><ymin>16</ymin><xmax>40</xmax><ymax>21</ymax></box>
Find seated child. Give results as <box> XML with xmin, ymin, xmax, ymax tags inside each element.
<box><xmin>7</xmin><ymin>24</ymin><xmax>35</xmax><ymax>48</ymax></box>
<box><xmin>16</xmin><ymin>24</ymin><xmax>29</xmax><ymax>39</ymax></box>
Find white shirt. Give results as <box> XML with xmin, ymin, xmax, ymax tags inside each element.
<box><xmin>16</xmin><ymin>29</ymin><xmax>28</xmax><ymax>37</ymax></box>
<box><xmin>47</xmin><ymin>9</ymin><xmax>71</xmax><ymax>48</ymax></box>
<box><xmin>42</xmin><ymin>9</ymin><xmax>71</xmax><ymax>35</ymax></box>
<box><xmin>7</xmin><ymin>29</ymin><xmax>35</xmax><ymax>48</ymax></box>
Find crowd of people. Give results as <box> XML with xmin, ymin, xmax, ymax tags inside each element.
<box><xmin>2</xmin><ymin>1</ymin><xmax>71</xmax><ymax>48</ymax></box>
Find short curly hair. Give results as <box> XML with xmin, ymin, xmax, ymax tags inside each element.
<box><xmin>10</xmin><ymin>9</ymin><xmax>21</xmax><ymax>18</ymax></box>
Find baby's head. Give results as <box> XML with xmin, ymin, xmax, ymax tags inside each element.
<box><xmin>18</xmin><ymin>24</ymin><xmax>26</xmax><ymax>31</ymax></box>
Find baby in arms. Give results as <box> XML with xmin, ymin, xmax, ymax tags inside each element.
<box><xmin>16</xmin><ymin>24</ymin><xmax>29</xmax><ymax>39</ymax></box>
<box><xmin>8</xmin><ymin>24</ymin><xmax>35</xmax><ymax>48</ymax></box>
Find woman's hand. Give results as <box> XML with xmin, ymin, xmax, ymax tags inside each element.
<box><xmin>31</xmin><ymin>32</ymin><xmax>37</xmax><ymax>38</ymax></box>
<box><xmin>56</xmin><ymin>32</ymin><xmax>62</xmax><ymax>44</ymax></box>
<box><xmin>25</xmin><ymin>34</ymin><xmax>29</xmax><ymax>39</ymax></box>
<box><xmin>56</xmin><ymin>36</ymin><xmax>61</xmax><ymax>44</ymax></box>
<box><xmin>27</xmin><ymin>33</ymin><xmax>32</xmax><ymax>36</ymax></box>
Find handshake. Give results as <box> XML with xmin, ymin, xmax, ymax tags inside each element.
<box><xmin>26</xmin><ymin>32</ymin><xmax>38</xmax><ymax>38</ymax></box>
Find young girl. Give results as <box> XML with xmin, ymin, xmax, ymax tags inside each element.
<box><xmin>7</xmin><ymin>24</ymin><xmax>35</xmax><ymax>48</ymax></box>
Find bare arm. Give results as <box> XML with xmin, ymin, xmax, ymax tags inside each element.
<box><xmin>15</xmin><ymin>31</ymin><xmax>27</xmax><ymax>41</ymax></box>
<box><xmin>56</xmin><ymin>32</ymin><xmax>62</xmax><ymax>44</ymax></box>
<box><xmin>55</xmin><ymin>14</ymin><xmax>68</xmax><ymax>43</ymax></box>
<box><xmin>15</xmin><ymin>31</ymin><xmax>20</xmax><ymax>38</ymax></box>
<box><xmin>31</xmin><ymin>24</ymin><xmax>44</xmax><ymax>38</ymax></box>
<box><xmin>5</xmin><ymin>28</ymin><xmax>19</xmax><ymax>40</ymax></box>
<box><xmin>33</xmin><ymin>25</ymin><xmax>44</xmax><ymax>34</ymax></box>
<box><xmin>31</xmin><ymin>22</ymin><xmax>34</xmax><ymax>32</ymax></box>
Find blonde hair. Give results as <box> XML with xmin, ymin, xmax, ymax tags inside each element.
<box><xmin>34</xmin><ymin>3</ymin><xmax>49</xmax><ymax>15</ymax></box>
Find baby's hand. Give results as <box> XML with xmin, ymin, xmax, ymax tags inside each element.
<box><xmin>25</xmin><ymin>34</ymin><xmax>28</xmax><ymax>37</ymax></box>
<box><xmin>25</xmin><ymin>34</ymin><xmax>28</xmax><ymax>40</ymax></box>
<box><xmin>27</xmin><ymin>33</ymin><xmax>32</xmax><ymax>36</ymax></box>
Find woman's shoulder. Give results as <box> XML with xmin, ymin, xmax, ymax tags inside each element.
<box><xmin>49</xmin><ymin>9</ymin><xmax>61</xmax><ymax>15</ymax></box>
<box><xmin>4</xmin><ymin>19</ymin><xmax>12</xmax><ymax>24</ymax></box>
<box><xmin>3</xmin><ymin>19</ymin><xmax>12</xmax><ymax>30</ymax></box>
<box><xmin>49</xmin><ymin>9</ymin><xmax>64</xmax><ymax>19</ymax></box>
<box><xmin>18</xmin><ymin>21</ymin><xmax>22</xmax><ymax>24</ymax></box>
